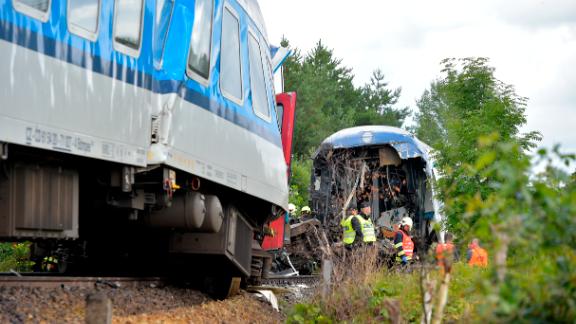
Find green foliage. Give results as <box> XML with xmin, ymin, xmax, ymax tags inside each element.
<box><xmin>459</xmin><ymin>142</ymin><xmax>576</xmax><ymax>322</ymax></box>
<box><xmin>283</xmin><ymin>40</ymin><xmax>355</xmax><ymax>159</ymax></box>
<box><xmin>0</xmin><ymin>242</ymin><xmax>34</xmax><ymax>272</ymax></box>
<box><xmin>282</xmin><ymin>39</ymin><xmax>409</xmax><ymax>159</ymax></box>
<box><xmin>415</xmin><ymin>57</ymin><xmax>575</xmax><ymax>321</ymax></box>
<box><xmin>284</xmin><ymin>51</ymin><xmax>575</xmax><ymax>322</ymax></box>
<box><xmin>354</xmin><ymin>69</ymin><xmax>410</xmax><ymax>127</ymax></box>
<box><xmin>413</xmin><ymin>57</ymin><xmax>541</xmax><ymax>234</ymax></box>
<box><xmin>287</xmin><ymin>304</ymin><xmax>332</xmax><ymax>324</ymax></box>
<box><xmin>282</xmin><ymin>39</ymin><xmax>410</xmax><ymax>207</ymax></box>
<box><xmin>290</xmin><ymin>157</ymin><xmax>312</xmax><ymax>209</ymax></box>
<box><xmin>287</xmin><ymin>263</ymin><xmax>484</xmax><ymax>323</ymax></box>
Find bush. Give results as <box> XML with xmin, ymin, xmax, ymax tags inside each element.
<box><xmin>287</xmin><ymin>142</ymin><xmax>576</xmax><ymax>323</ymax></box>
<box><xmin>287</xmin><ymin>254</ymin><xmax>485</xmax><ymax>323</ymax></box>
<box><xmin>290</xmin><ymin>157</ymin><xmax>312</xmax><ymax>211</ymax></box>
<box><xmin>0</xmin><ymin>242</ymin><xmax>34</xmax><ymax>272</ymax></box>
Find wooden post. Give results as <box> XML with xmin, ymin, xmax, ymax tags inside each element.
<box><xmin>322</xmin><ymin>258</ymin><xmax>333</xmax><ymax>298</ymax></box>
<box><xmin>226</xmin><ymin>277</ymin><xmax>242</xmax><ymax>298</ymax></box>
<box><xmin>85</xmin><ymin>293</ymin><xmax>112</xmax><ymax>324</ymax></box>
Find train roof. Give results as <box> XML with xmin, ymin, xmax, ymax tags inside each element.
<box><xmin>238</xmin><ymin>0</ymin><xmax>268</xmax><ymax>40</ymax></box>
<box><xmin>313</xmin><ymin>126</ymin><xmax>432</xmax><ymax>160</ymax></box>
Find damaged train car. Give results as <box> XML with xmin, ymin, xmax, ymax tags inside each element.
<box><xmin>310</xmin><ymin>126</ymin><xmax>443</xmax><ymax>255</ymax></box>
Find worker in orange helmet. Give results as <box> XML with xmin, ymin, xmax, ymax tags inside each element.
<box><xmin>467</xmin><ymin>238</ymin><xmax>488</xmax><ymax>267</ymax></box>
<box><xmin>436</xmin><ymin>232</ymin><xmax>456</xmax><ymax>270</ymax></box>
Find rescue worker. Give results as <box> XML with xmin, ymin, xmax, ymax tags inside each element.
<box><xmin>359</xmin><ymin>201</ymin><xmax>377</xmax><ymax>238</ymax></box>
<box><xmin>41</xmin><ymin>256</ymin><xmax>58</xmax><ymax>272</ymax></box>
<box><xmin>288</xmin><ymin>203</ymin><xmax>296</xmax><ymax>215</ymax></box>
<box><xmin>287</xmin><ymin>203</ymin><xmax>296</xmax><ymax>223</ymax></box>
<box><xmin>300</xmin><ymin>206</ymin><xmax>312</xmax><ymax>221</ymax></box>
<box><xmin>341</xmin><ymin>206</ymin><xmax>359</xmax><ymax>249</ymax></box>
<box><xmin>341</xmin><ymin>202</ymin><xmax>376</xmax><ymax>249</ymax></box>
<box><xmin>467</xmin><ymin>238</ymin><xmax>488</xmax><ymax>267</ymax></box>
<box><xmin>436</xmin><ymin>232</ymin><xmax>455</xmax><ymax>269</ymax></box>
<box><xmin>394</xmin><ymin>217</ymin><xmax>414</xmax><ymax>266</ymax></box>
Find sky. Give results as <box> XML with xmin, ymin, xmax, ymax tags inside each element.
<box><xmin>259</xmin><ymin>0</ymin><xmax>576</xmax><ymax>172</ymax></box>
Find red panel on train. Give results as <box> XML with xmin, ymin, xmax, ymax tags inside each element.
<box><xmin>261</xmin><ymin>217</ymin><xmax>285</xmax><ymax>250</ymax></box>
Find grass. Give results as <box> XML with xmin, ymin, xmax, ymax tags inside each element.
<box><xmin>287</xmin><ymin>249</ymin><xmax>488</xmax><ymax>323</ymax></box>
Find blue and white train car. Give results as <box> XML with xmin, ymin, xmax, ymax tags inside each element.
<box><xmin>0</xmin><ymin>0</ymin><xmax>296</xmax><ymax>280</ymax></box>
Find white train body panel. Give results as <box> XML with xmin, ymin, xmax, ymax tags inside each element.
<box><xmin>0</xmin><ymin>39</ymin><xmax>150</xmax><ymax>166</ymax></box>
<box><xmin>0</xmin><ymin>0</ymin><xmax>288</xmax><ymax>208</ymax></box>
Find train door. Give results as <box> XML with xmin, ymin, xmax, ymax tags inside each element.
<box><xmin>261</xmin><ymin>92</ymin><xmax>296</xmax><ymax>251</ymax></box>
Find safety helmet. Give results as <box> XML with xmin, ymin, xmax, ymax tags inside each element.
<box><xmin>400</xmin><ymin>217</ymin><xmax>413</xmax><ymax>230</ymax></box>
<box><xmin>301</xmin><ymin>206</ymin><xmax>311</xmax><ymax>213</ymax></box>
<box><xmin>288</xmin><ymin>203</ymin><xmax>296</xmax><ymax>213</ymax></box>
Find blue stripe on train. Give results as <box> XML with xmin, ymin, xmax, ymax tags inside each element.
<box><xmin>0</xmin><ymin>17</ymin><xmax>282</xmax><ymax>147</ymax></box>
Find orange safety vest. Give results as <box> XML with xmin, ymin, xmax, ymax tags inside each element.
<box><xmin>395</xmin><ymin>229</ymin><xmax>414</xmax><ymax>261</ymax></box>
<box><xmin>436</xmin><ymin>242</ymin><xmax>454</xmax><ymax>266</ymax></box>
<box><xmin>468</xmin><ymin>247</ymin><xmax>488</xmax><ymax>267</ymax></box>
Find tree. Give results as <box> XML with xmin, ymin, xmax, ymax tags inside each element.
<box><xmin>413</xmin><ymin>57</ymin><xmax>541</xmax><ymax>233</ymax></box>
<box><xmin>411</xmin><ymin>84</ymin><xmax>445</xmax><ymax>147</ymax></box>
<box><xmin>288</xmin><ymin>157</ymin><xmax>312</xmax><ymax>209</ymax></box>
<box><xmin>283</xmin><ymin>41</ymin><xmax>410</xmax><ymax>159</ymax></box>
<box><xmin>281</xmin><ymin>39</ymin><xmax>411</xmax><ymax>206</ymax></box>
<box><xmin>355</xmin><ymin>69</ymin><xmax>410</xmax><ymax>127</ymax></box>
<box><xmin>283</xmin><ymin>40</ymin><xmax>359</xmax><ymax>158</ymax></box>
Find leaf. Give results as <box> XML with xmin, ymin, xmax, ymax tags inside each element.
<box><xmin>475</xmin><ymin>151</ymin><xmax>497</xmax><ymax>170</ymax></box>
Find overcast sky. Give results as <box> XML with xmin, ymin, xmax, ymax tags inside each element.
<box><xmin>260</xmin><ymin>0</ymin><xmax>576</xmax><ymax>171</ymax></box>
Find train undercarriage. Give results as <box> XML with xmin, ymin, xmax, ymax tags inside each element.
<box><xmin>0</xmin><ymin>143</ymin><xmax>279</xmax><ymax>296</ymax></box>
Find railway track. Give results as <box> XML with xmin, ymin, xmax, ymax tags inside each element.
<box><xmin>0</xmin><ymin>272</ymin><xmax>319</xmax><ymax>289</ymax></box>
<box><xmin>260</xmin><ymin>275</ymin><xmax>320</xmax><ymax>286</ymax></box>
<box><xmin>0</xmin><ymin>274</ymin><xmax>166</xmax><ymax>288</ymax></box>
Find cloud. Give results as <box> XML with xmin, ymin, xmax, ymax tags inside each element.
<box><xmin>259</xmin><ymin>0</ymin><xmax>576</xmax><ymax>159</ymax></box>
<box><xmin>492</xmin><ymin>0</ymin><xmax>576</xmax><ymax>29</ymax></box>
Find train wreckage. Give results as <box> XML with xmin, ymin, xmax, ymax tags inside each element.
<box><xmin>270</xmin><ymin>126</ymin><xmax>445</xmax><ymax>275</ymax></box>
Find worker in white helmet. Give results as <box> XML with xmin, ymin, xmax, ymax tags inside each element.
<box><xmin>300</xmin><ymin>206</ymin><xmax>312</xmax><ymax>221</ymax></box>
<box><xmin>287</xmin><ymin>203</ymin><xmax>296</xmax><ymax>223</ymax></box>
<box><xmin>394</xmin><ymin>217</ymin><xmax>414</xmax><ymax>266</ymax></box>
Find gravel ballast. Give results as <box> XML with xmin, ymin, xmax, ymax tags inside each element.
<box><xmin>0</xmin><ymin>283</ymin><xmax>283</xmax><ymax>323</ymax></box>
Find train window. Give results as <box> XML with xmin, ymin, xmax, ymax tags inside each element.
<box><xmin>153</xmin><ymin>0</ymin><xmax>174</xmax><ymax>69</ymax></box>
<box><xmin>113</xmin><ymin>0</ymin><xmax>144</xmax><ymax>56</ymax></box>
<box><xmin>186</xmin><ymin>0</ymin><xmax>213</xmax><ymax>82</ymax></box>
<box><xmin>13</xmin><ymin>0</ymin><xmax>51</xmax><ymax>21</ymax></box>
<box><xmin>68</xmin><ymin>0</ymin><xmax>99</xmax><ymax>41</ymax></box>
<box><xmin>276</xmin><ymin>104</ymin><xmax>284</xmax><ymax>132</ymax></box>
<box><xmin>248</xmin><ymin>33</ymin><xmax>271</xmax><ymax>121</ymax></box>
<box><xmin>220</xmin><ymin>6</ymin><xmax>243</xmax><ymax>103</ymax></box>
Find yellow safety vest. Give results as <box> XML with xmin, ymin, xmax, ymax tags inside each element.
<box><xmin>359</xmin><ymin>216</ymin><xmax>377</xmax><ymax>243</ymax></box>
<box><xmin>341</xmin><ymin>215</ymin><xmax>376</xmax><ymax>244</ymax></box>
<box><xmin>341</xmin><ymin>216</ymin><xmax>356</xmax><ymax>245</ymax></box>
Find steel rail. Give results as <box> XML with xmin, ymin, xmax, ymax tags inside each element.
<box><xmin>0</xmin><ymin>275</ymin><xmax>166</xmax><ymax>288</ymax></box>
<box><xmin>260</xmin><ymin>275</ymin><xmax>320</xmax><ymax>286</ymax></box>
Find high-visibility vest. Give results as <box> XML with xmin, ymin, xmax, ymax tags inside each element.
<box><xmin>341</xmin><ymin>215</ymin><xmax>376</xmax><ymax>244</ymax></box>
<box><xmin>436</xmin><ymin>242</ymin><xmax>455</xmax><ymax>266</ymax></box>
<box><xmin>395</xmin><ymin>229</ymin><xmax>414</xmax><ymax>262</ymax></box>
<box><xmin>42</xmin><ymin>256</ymin><xmax>58</xmax><ymax>271</ymax></box>
<box><xmin>468</xmin><ymin>247</ymin><xmax>488</xmax><ymax>267</ymax></box>
<box><xmin>341</xmin><ymin>216</ymin><xmax>356</xmax><ymax>245</ymax></box>
<box><xmin>358</xmin><ymin>216</ymin><xmax>376</xmax><ymax>243</ymax></box>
